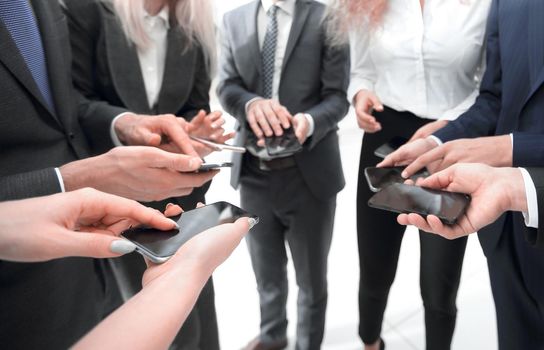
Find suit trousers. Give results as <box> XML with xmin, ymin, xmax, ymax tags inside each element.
<box><xmin>356</xmin><ymin>107</ymin><xmax>467</xmax><ymax>349</ymax></box>
<box><xmin>107</xmin><ymin>185</ymin><xmax>219</xmax><ymax>350</ymax></box>
<box><xmin>240</xmin><ymin>156</ymin><xmax>336</xmax><ymax>350</ymax></box>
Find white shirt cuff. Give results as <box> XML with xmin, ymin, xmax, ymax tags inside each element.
<box><xmin>54</xmin><ymin>168</ymin><xmax>66</xmax><ymax>193</ymax></box>
<box><xmin>510</xmin><ymin>133</ymin><xmax>514</xmax><ymax>151</ymax></box>
<box><xmin>110</xmin><ymin>112</ymin><xmax>132</xmax><ymax>147</ymax></box>
<box><xmin>428</xmin><ymin>135</ymin><xmax>443</xmax><ymax>146</ymax></box>
<box><xmin>519</xmin><ymin>167</ymin><xmax>539</xmax><ymax>228</ymax></box>
<box><xmin>304</xmin><ymin>113</ymin><xmax>314</xmax><ymax>137</ymax></box>
<box><xmin>245</xmin><ymin>97</ymin><xmax>264</xmax><ymax>117</ymax></box>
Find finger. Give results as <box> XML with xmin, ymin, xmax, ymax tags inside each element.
<box><xmin>418</xmin><ymin>169</ymin><xmax>454</xmax><ymax>190</ymax></box>
<box><xmin>255</xmin><ymin>109</ymin><xmax>274</xmax><ymax>137</ymax></box>
<box><xmin>211</xmin><ymin>118</ymin><xmax>226</xmax><ymax>129</ymax></box>
<box><xmin>397</xmin><ymin>213</ymin><xmax>410</xmax><ymax>226</ymax></box>
<box><xmin>160</xmin><ymin>116</ymin><xmax>199</xmax><ymax>157</ymax></box>
<box><xmin>196</xmin><ymin>202</ymin><xmax>205</xmax><ymax>208</ymax></box>
<box><xmin>151</xmin><ymin>150</ymin><xmax>202</xmax><ymax>172</ymax></box>
<box><xmin>402</xmin><ymin>147</ymin><xmax>445</xmax><ymax>178</ymax></box>
<box><xmin>60</xmin><ymin>231</ymin><xmax>136</xmax><ymax>259</ymax></box>
<box><xmin>164</xmin><ymin>203</ymin><xmax>183</xmax><ymax>217</ymax></box>
<box><xmin>407</xmin><ymin>213</ymin><xmax>433</xmax><ymax>232</ymax></box>
<box><xmin>139</xmin><ymin>129</ymin><xmax>162</xmax><ymax>147</ymax></box>
<box><xmin>368</xmin><ymin>94</ymin><xmax>384</xmax><ymax>112</ymax></box>
<box><xmin>256</xmin><ymin>138</ymin><xmax>265</xmax><ymax>147</ymax></box>
<box><xmin>261</xmin><ymin>104</ymin><xmax>283</xmax><ymax>136</ymax></box>
<box><xmin>247</xmin><ymin>113</ymin><xmax>264</xmax><ymax>139</ymax></box>
<box><xmin>426</xmin><ymin>215</ymin><xmax>461</xmax><ymax>239</ymax></box>
<box><xmin>271</xmin><ymin>102</ymin><xmax>292</xmax><ymax>128</ymax></box>
<box><xmin>408</xmin><ymin>131</ymin><xmax>423</xmax><ymax>143</ymax></box>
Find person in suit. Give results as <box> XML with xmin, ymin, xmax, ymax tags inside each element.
<box><xmin>381</xmin><ymin>0</ymin><xmax>544</xmax><ymax>347</ymax></box>
<box><xmin>0</xmin><ymin>0</ymin><xmax>217</xmax><ymax>348</ymax></box>
<box><xmin>0</xmin><ymin>189</ymin><xmax>254</xmax><ymax>349</ymax></box>
<box><xmin>62</xmin><ymin>1</ymin><xmax>229</xmax><ymax>348</ymax></box>
<box><xmin>217</xmin><ymin>1</ymin><xmax>350</xmax><ymax>349</ymax></box>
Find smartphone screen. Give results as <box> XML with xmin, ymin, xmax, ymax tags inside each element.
<box><xmin>265</xmin><ymin>127</ymin><xmax>302</xmax><ymax>157</ymax></box>
<box><xmin>121</xmin><ymin>202</ymin><xmax>258</xmax><ymax>262</ymax></box>
<box><xmin>364</xmin><ymin>166</ymin><xmax>429</xmax><ymax>192</ymax></box>
<box><xmin>374</xmin><ymin>136</ymin><xmax>408</xmax><ymax>158</ymax></box>
<box><xmin>367</xmin><ymin>183</ymin><xmax>470</xmax><ymax>225</ymax></box>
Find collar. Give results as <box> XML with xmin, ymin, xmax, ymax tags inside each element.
<box><xmin>144</xmin><ymin>5</ymin><xmax>170</xmax><ymax>29</ymax></box>
<box><xmin>261</xmin><ymin>0</ymin><xmax>296</xmax><ymax>16</ymax></box>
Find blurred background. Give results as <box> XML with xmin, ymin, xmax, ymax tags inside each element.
<box><xmin>205</xmin><ymin>1</ymin><xmax>497</xmax><ymax>349</ymax></box>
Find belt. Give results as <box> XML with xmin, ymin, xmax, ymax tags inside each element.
<box><xmin>248</xmin><ymin>155</ymin><xmax>297</xmax><ymax>171</ymax></box>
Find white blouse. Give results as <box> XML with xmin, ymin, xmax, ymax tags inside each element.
<box><xmin>348</xmin><ymin>0</ymin><xmax>492</xmax><ymax>120</ymax></box>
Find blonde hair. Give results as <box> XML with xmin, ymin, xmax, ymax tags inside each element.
<box><xmin>111</xmin><ymin>0</ymin><xmax>216</xmax><ymax>74</ymax></box>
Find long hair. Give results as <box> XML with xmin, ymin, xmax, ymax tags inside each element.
<box><xmin>110</xmin><ymin>0</ymin><xmax>217</xmax><ymax>74</ymax></box>
<box><xmin>325</xmin><ymin>0</ymin><xmax>387</xmax><ymax>46</ymax></box>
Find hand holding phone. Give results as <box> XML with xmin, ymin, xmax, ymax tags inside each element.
<box><xmin>121</xmin><ymin>202</ymin><xmax>259</xmax><ymax>263</ymax></box>
<box><xmin>265</xmin><ymin>127</ymin><xmax>302</xmax><ymax>157</ymax></box>
<box><xmin>364</xmin><ymin>166</ymin><xmax>429</xmax><ymax>192</ymax></box>
<box><xmin>368</xmin><ymin>183</ymin><xmax>470</xmax><ymax>225</ymax></box>
<box><xmin>197</xmin><ymin>162</ymin><xmax>233</xmax><ymax>172</ymax></box>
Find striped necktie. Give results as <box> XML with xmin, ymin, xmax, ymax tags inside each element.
<box><xmin>261</xmin><ymin>5</ymin><xmax>279</xmax><ymax>99</ymax></box>
<box><xmin>0</xmin><ymin>0</ymin><xmax>55</xmax><ymax>112</ymax></box>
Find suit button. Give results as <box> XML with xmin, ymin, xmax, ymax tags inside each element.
<box><xmin>68</xmin><ymin>132</ymin><xmax>75</xmax><ymax>139</ymax></box>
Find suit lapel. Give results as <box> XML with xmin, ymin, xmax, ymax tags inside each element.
<box><xmin>524</xmin><ymin>0</ymin><xmax>544</xmax><ymax>106</ymax></box>
<box><xmin>0</xmin><ymin>3</ymin><xmax>60</xmax><ymax>125</ymax></box>
<box><xmin>156</xmin><ymin>28</ymin><xmax>194</xmax><ymax>115</ymax></box>
<box><xmin>281</xmin><ymin>0</ymin><xmax>310</xmax><ymax>73</ymax></box>
<box><xmin>102</xmin><ymin>3</ymin><xmax>151</xmax><ymax>114</ymax></box>
<box><xmin>247</xmin><ymin>0</ymin><xmax>262</xmax><ymax>76</ymax></box>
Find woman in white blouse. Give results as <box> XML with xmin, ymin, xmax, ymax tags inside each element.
<box><xmin>327</xmin><ymin>0</ymin><xmax>491</xmax><ymax>349</ymax></box>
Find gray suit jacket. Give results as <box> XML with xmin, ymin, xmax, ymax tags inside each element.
<box><xmin>217</xmin><ymin>0</ymin><xmax>350</xmax><ymax>201</ymax></box>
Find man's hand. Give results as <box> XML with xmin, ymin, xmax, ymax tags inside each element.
<box><xmin>408</xmin><ymin>120</ymin><xmax>449</xmax><ymax>142</ymax></box>
<box><xmin>60</xmin><ymin>146</ymin><xmax>217</xmax><ymax>202</ymax></box>
<box><xmin>353</xmin><ymin>89</ymin><xmax>384</xmax><ymax>133</ymax></box>
<box><xmin>0</xmin><ymin>188</ymin><xmax>180</xmax><ymax>262</ymax></box>
<box><xmin>378</xmin><ymin>137</ymin><xmax>440</xmax><ymax>173</ymax></box>
<box><xmin>114</xmin><ymin>113</ymin><xmax>198</xmax><ymax>156</ymax></box>
<box><xmin>247</xmin><ymin>99</ymin><xmax>292</xmax><ymax>142</ymax></box>
<box><xmin>399</xmin><ymin>135</ymin><xmax>513</xmax><ymax>178</ymax></box>
<box><xmin>292</xmin><ymin>113</ymin><xmax>309</xmax><ymax>144</ymax></box>
<box><xmin>397</xmin><ymin>164</ymin><xmax>526</xmax><ymax>239</ymax></box>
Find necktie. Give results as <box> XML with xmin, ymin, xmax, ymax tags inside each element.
<box><xmin>0</xmin><ymin>0</ymin><xmax>55</xmax><ymax>112</ymax></box>
<box><xmin>261</xmin><ymin>5</ymin><xmax>278</xmax><ymax>99</ymax></box>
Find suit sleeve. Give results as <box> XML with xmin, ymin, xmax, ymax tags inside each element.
<box><xmin>434</xmin><ymin>0</ymin><xmax>502</xmax><ymax>142</ymax></box>
<box><xmin>178</xmin><ymin>47</ymin><xmax>212</xmax><ymax>119</ymax></box>
<box><xmin>63</xmin><ymin>0</ymin><xmax>126</xmax><ymax>154</ymax></box>
<box><xmin>303</xmin><ymin>24</ymin><xmax>350</xmax><ymax>149</ymax></box>
<box><xmin>0</xmin><ymin>168</ymin><xmax>62</xmax><ymax>201</ymax></box>
<box><xmin>524</xmin><ymin>168</ymin><xmax>544</xmax><ymax>248</ymax></box>
<box><xmin>216</xmin><ymin>14</ymin><xmax>260</xmax><ymax>123</ymax></box>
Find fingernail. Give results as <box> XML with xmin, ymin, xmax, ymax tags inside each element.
<box><xmin>248</xmin><ymin>217</ymin><xmax>258</xmax><ymax>230</ymax></box>
<box><xmin>401</xmin><ymin>171</ymin><xmax>408</xmax><ymax>178</ymax></box>
<box><xmin>166</xmin><ymin>203</ymin><xmax>174</xmax><ymax>208</ymax></box>
<box><xmin>169</xmin><ymin>219</ymin><xmax>180</xmax><ymax>229</ymax></box>
<box><xmin>110</xmin><ymin>240</ymin><xmax>137</xmax><ymax>255</ymax></box>
<box><xmin>189</xmin><ymin>158</ymin><xmax>201</xmax><ymax>169</ymax></box>
<box><xmin>211</xmin><ymin>123</ymin><xmax>217</xmax><ymax>128</ymax></box>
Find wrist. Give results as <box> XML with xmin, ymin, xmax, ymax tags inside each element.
<box><xmin>59</xmin><ymin>158</ymin><xmax>95</xmax><ymax>192</ymax></box>
<box><xmin>114</xmin><ymin>113</ymin><xmax>139</xmax><ymax>144</ymax></box>
<box><xmin>502</xmin><ymin>168</ymin><xmax>527</xmax><ymax>212</ymax></box>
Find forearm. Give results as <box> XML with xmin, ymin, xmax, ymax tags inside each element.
<box><xmin>74</xmin><ymin>268</ymin><xmax>209</xmax><ymax>350</ymax></box>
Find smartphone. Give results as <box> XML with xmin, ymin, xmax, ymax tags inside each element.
<box><xmin>368</xmin><ymin>183</ymin><xmax>470</xmax><ymax>225</ymax></box>
<box><xmin>374</xmin><ymin>136</ymin><xmax>408</xmax><ymax>158</ymax></box>
<box><xmin>364</xmin><ymin>166</ymin><xmax>430</xmax><ymax>192</ymax></box>
<box><xmin>121</xmin><ymin>202</ymin><xmax>259</xmax><ymax>263</ymax></box>
<box><xmin>197</xmin><ymin>162</ymin><xmax>233</xmax><ymax>172</ymax></box>
<box><xmin>190</xmin><ymin>136</ymin><xmax>246</xmax><ymax>153</ymax></box>
<box><xmin>265</xmin><ymin>127</ymin><xmax>302</xmax><ymax>157</ymax></box>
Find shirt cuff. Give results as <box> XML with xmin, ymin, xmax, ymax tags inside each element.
<box><xmin>110</xmin><ymin>112</ymin><xmax>132</xmax><ymax>147</ymax></box>
<box><xmin>304</xmin><ymin>113</ymin><xmax>315</xmax><ymax>137</ymax></box>
<box><xmin>245</xmin><ymin>97</ymin><xmax>264</xmax><ymax>117</ymax></box>
<box><xmin>54</xmin><ymin>168</ymin><xmax>66</xmax><ymax>193</ymax></box>
<box><xmin>510</xmin><ymin>133</ymin><xmax>514</xmax><ymax>151</ymax></box>
<box><xmin>519</xmin><ymin>167</ymin><xmax>539</xmax><ymax>228</ymax></box>
<box><xmin>428</xmin><ymin>135</ymin><xmax>443</xmax><ymax>146</ymax></box>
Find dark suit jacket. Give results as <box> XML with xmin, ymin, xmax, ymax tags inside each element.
<box><xmin>526</xmin><ymin>168</ymin><xmax>544</xmax><ymax>248</ymax></box>
<box><xmin>0</xmin><ymin>0</ymin><xmax>124</xmax><ymax>348</ymax></box>
<box><xmin>217</xmin><ymin>0</ymin><xmax>350</xmax><ymax>201</ymax></box>
<box><xmin>63</xmin><ymin>0</ymin><xmax>212</xmax><ymax>207</ymax></box>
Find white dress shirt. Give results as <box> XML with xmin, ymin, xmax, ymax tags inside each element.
<box><xmin>246</xmin><ymin>0</ymin><xmax>314</xmax><ymax>137</ymax></box>
<box><xmin>348</xmin><ymin>0</ymin><xmax>491</xmax><ymax>120</ymax></box>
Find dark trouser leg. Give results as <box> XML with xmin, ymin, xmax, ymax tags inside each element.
<box><xmin>419</xmin><ymin>232</ymin><xmax>466</xmax><ymax>350</ymax></box>
<box><xmin>241</xmin><ymin>165</ymin><xmax>289</xmax><ymax>344</ymax></box>
<box><xmin>281</xmin><ymin>171</ymin><xmax>336</xmax><ymax>350</ymax></box>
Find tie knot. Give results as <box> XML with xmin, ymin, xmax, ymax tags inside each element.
<box><xmin>267</xmin><ymin>5</ymin><xmax>278</xmax><ymax>17</ymax></box>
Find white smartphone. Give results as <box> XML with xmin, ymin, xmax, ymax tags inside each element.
<box><xmin>190</xmin><ymin>136</ymin><xmax>246</xmax><ymax>153</ymax></box>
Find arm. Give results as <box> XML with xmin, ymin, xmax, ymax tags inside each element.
<box><xmin>216</xmin><ymin>14</ymin><xmax>260</xmax><ymax>123</ymax></box>
<box><xmin>303</xmin><ymin>26</ymin><xmax>350</xmax><ymax>149</ymax></box>
<box><xmin>0</xmin><ymin>168</ymin><xmax>62</xmax><ymax>201</ymax></box>
<box><xmin>434</xmin><ymin>0</ymin><xmax>502</xmax><ymax>142</ymax></box>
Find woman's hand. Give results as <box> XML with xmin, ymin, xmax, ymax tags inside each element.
<box><xmin>0</xmin><ymin>188</ymin><xmax>179</xmax><ymax>262</ymax></box>
<box><xmin>353</xmin><ymin>89</ymin><xmax>384</xmax><ymax>133</ymax></box>
<box><xmin>186</xmin><ymin>110</ymin><xmax>236</xmax><ymax>157</ymax></box>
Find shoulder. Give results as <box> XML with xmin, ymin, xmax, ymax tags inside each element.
<box><xmin>223</xmin><ymin>1</ymin><xmax>257</xmax><ymax>24</ymax></box>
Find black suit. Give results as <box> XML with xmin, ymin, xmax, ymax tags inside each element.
<box><xmin>433</xmin><ymin>0</ymin><xmax>544</xmax><ymax>348</ymax></box>
<box><xmin>525</xmin><ymin>168</ymin><xmax>544</xmax><ymax>249</ymax></box>
<box><xmin>0</xmin><ymin>0</ymin><xmax>124</xmax><ymax>348</ymax></box>
<box><xmin>63</xmin><ymin>1</ymin><xmax>218</xmax><ymax>349</ymax></box>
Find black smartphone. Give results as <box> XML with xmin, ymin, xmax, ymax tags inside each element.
<box><xmin>197</xmin><ymin>162</ymin><xmax>234</xmax><ymax>172</ymax></box>
<box><xmin>368</xmin><ymin>183</ymin><xmax>470</xmax><ymax>225</ymax></box>
<box><xmin>265</xmin><ymin>127</ymin><xmax>302</xmax><ymax>157</ymax></box>
<box><xmin>374</xmin><ymin>136</ymin><xmax>408</xmax><ymax>158</ymax></box>
<box><xmin>364</xmin><ymin>166</ymin><xmax>430</xmax><ymax>192</ymax></box>
<box><xmin>121</xmin><ymin>202</ymin><xmax>259</xmax><ymax>263</ymax></box>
